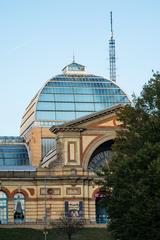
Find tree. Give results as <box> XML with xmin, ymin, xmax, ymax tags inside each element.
<box><xmin>98</xmin><ymin>73</ymin><xmax>160</xmax><ymax>240</ymax></box>
<box><xmin>53</xmin><ymin>216</ymin><xmax>85</xmax><ymax>240</ymax></box>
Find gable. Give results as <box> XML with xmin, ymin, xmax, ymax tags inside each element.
<box><xmin>50</xmin><ymin>105</ymin><xmax>123</xmax><ymax>133</ymax></box>
<box><xmin>86</xmin><ymin>116</ymin><xmax>122</xmax><ymax>129</ymax></box>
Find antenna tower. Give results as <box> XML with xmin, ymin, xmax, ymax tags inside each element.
<box><xmin>109</xmin><ymin>11</ymin><xmax>116</xmax><ymax>82</ymax></box>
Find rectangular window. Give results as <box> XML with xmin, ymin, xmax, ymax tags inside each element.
<box><xmin>37</xmin><ymin>111</ymin><xmax>56</xmax><ymax>121</ymax></box>
<box><xmin>56</xmin><ymin>111</ymin><xmax>75</xmax><ymax>121</ymax></box>
<box><xmin>76</xmin><ymin>103</ymin><xmax>94</xmax><ymax>111</ymax></box>
<box><xmin>56</xmin><ymin>102</ymin><xmax>75</xmax><ymax>111</ymax></box>
<box><xmin>42</xmin><ymin>138</ymin><xmax>55</xmax><ymax>158</ymax></box>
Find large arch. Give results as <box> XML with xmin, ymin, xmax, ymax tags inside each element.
<box><xmin>82</xmin><ymin>132</ymin><xmax>116</xmax><ymax>170</ymax></box>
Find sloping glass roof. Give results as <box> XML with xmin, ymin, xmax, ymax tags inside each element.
<box><xmin>20</xmin><ymin>61</ymin><xmax>130</xmax><ymax>135</ymax></box>
<box><xmin>0</xmin><ymin>144</ymin><xmax>29</xmax><ymax>167</ymax></box>
<box><xmin>0</xmin><ymin>136</ymin><xmax>24</xmax><ymax>144</ymax></box>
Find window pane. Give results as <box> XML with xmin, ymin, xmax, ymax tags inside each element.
<box><xmin>36</xmin><ymin>111</ymin><xmax>56</xmax><ymax>121</ymax></box>
<box><xmin>75</xmin><ymin>111</ymin><xmax>94</xmax><ymax>118</ymax></box>
<box><xmin>37</xmin><ymin>102</ymin><xmax>55</xmax><ymax>111</ymax></box>
<box><xmin>76</xmin><ymin>103</ymin><xmax>94</xmax><ymax>111</ymax></box>
<box><xmin>54</xmin><ymin>94</ymin><xmax>74</xmax><ymax>102</ymax></box>
<box><xmin>56</xmin><ymin>102</ymin><xmax>75</xmax><ymax>111</ymax></box>
<box><xmin>56</xmin><ymin>111</ymin><xmax>75</xmax><ymax>121</ymax></box>
<box><xmin>74</xmin><ymin>95</ymin><xmax>94</xmax><ymax>102</ymax></box>
<box><xmin>39</xmin><ymin>94</ymin><xmax>54</xmax><ymax>101</ymax></box>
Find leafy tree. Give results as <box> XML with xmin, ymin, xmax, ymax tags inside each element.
<box><xmin>98</xmin><ymin>73</ymin><xmax>160</xmax><ymax>240</ymax></box>
<box><xmin>52</xmin><ymin>216</ymin><xmax>85</xmax><ymax>240</ymax></box>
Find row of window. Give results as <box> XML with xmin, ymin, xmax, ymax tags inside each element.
<box><xmin>0</xmin><ymin>191</ymin><xmax>84</xmax><ymax>224</ymax></box>
<box><xmin>36</xmin><ymin>103</ymin><xmax>126</xmax><ymax>121</ymax></box>
<box><xmin>0</xmin><ymin>190</ymin><xmax>108</xmax><ymax>224</ymax></box>
<box><xmin>36</xmin><ymin>111</ymin><xmax>92</xmax><ymax>121</ymax></box>
<box><xmin>42</xmin><ymin>87</ymin><xmax>124</xmax><ymax>95</ymax></box>
<box><xmin>51</xmin><ymin>75</ymin><xmax>111</xmax><ymax>82</ymax></box>
<box><xmin>42</xmin><ymin>88</ymin><xmax>124</xmax><ymax>96</ymax></box>
<box><xmin>38</xmin><ymin>94</ymin><xmax>128</xmax><ymax>103</ymax></box>
<box><xmin>46</xmin><ymin>81</ymin><xmax>118</xmax><ymax>88</ymax></box>
<box><xmin>37</xmin><ymin>99</ymin><xmax>127</xmax><ymax>110</ymax></box>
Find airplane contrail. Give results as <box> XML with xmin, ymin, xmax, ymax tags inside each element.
<box><xmin>4</xmin><ymin>39</ymin><xmax>33</xmax><ymax>56</ymax></box>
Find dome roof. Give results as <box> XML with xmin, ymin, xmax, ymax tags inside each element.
<box><xmin>20</xmin><ymin>61</ymin><xmax>130</xmax><ymax>136</ymax></box>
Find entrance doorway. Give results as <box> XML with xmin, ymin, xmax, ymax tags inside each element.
<box><xmin>94</xmin><ymin>192</ymin><xmax>109</xmax><ymax>224</ymax></box>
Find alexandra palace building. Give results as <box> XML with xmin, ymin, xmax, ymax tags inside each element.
<box><xmin>0</xmin><ymin>60</ymin><xmax>130</xmax><ymax>225</ymax></box>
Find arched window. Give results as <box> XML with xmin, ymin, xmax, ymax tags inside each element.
<box><xmin>0</xmin><ymin>191</ymin><xmax>8</xmax><ymax>224</ymax></box>
<box><xmin>88</xmin><ymin>140</ymin><xmax>114</xmax><ymax>171</ymax></box>
<box><xmin>14</xmin><ymin>193</ymin><xmax>25</xmax><ymax>223</ymax></box>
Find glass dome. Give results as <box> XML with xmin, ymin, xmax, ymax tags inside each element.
<box><xmin>20</xmin><ymin>62</ymin><xmax>130</xmax><ymax>135</ymax></box>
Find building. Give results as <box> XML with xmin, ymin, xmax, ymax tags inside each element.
<box><xmin>0</xmin><ymin>61</ymin><xmax>130</xmax><ymax>225</ymax></box>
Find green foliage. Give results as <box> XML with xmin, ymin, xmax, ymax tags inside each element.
<box><xmin>98</xmin><ymin>73</ymin><xmax>160</xmax><ymax>240</ymax></box>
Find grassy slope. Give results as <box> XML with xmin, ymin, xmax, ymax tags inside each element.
<box><xmin>0</xmin><ymin>228</ymin><xmax>113</xmax><ymax>240</ymax></box>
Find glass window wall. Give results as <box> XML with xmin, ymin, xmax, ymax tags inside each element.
<box><xmin>0</xmin><ymin>145</ymin><xmax>29</xmax><ymax>166</ymax></box>
<box><xmin>23</xmin><ymin>73</ymin><xmax>130</xmax><ymax>130</ymax></box>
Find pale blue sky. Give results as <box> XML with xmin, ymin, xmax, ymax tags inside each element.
<box><xmin>0</xmin><ymin>0</ymin><xmax>160</xmax><ymax>135</ymax></box>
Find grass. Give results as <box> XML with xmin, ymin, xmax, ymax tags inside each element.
<box><xmin>0</xmin><ymin>227</ymin><xmax>113</xmax><ymax>240</ymax></box>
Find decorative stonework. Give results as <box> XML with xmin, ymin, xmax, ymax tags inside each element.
<box><xmin>70</xmin><ymin>168</ymin><xmax>77</xmax><ymax>176</ymax></box>
<box><xmin>40</xmin><ymin>188</ymin><xmax>61</xmax><ymax>195</ymax></box>
<box><xmin>66</xmin><ymin>187</ymin><xmax>81</xmax><ymax>195</ymax></box>
<box><xmin>27</xmin><ymin>188</ymin><xmax>35</xmax><ymax>196</ymax></box>
<box><xmin>68</xmin><ymin>142</ymin><xmax>76</xmax><ymax>161</ymax></box>
<box><xmin>82</xmin><ymin>135</ymin><xmax>97</xmax><ymax>153</ymax></box>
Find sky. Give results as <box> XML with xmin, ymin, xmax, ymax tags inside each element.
<box><xmin>0</xmin><ymin>0</ymin><xmax>160</xmax><ymax>136</ymax></box>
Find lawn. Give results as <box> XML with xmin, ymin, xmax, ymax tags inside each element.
<box><xmin>0</xmin><ymin>228</ymin><xmax>113</xmax><ymax>240</ymax></box>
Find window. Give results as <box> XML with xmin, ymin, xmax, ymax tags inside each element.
<box><xmin>42</xmin><ymin>138</ymin><xmax>55</xmax><ymax>158</ymax></box>
<box><xmin>14</xmin><ymin>193</ymin><xmax>25</xmax><ymax>223</ymax></box>
<box><xmin>0</xmin><ymin>191</ymin><xmax>8</xmax><ymax>224</ymax></box>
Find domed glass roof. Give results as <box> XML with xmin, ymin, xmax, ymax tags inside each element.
<box><xmin>20</xmin><ymin>61</ymin><xmax>130</xmax><ymax>135</ymax></box>
<box><xmin>0</xmin><ymin>137</ymin><xmax>29</xmax><ymax>166</ymax></box>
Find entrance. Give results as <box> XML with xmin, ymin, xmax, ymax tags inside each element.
<box><xmin>95</xmin><ymin>192</ymin><xmax>108</xmax><ymax>224</ymax></box>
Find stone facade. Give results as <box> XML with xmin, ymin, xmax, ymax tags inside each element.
<box><xmin>0</xmin><ymin>105</ymin><xmax>122</xmax><ymax>225</ymax></box>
